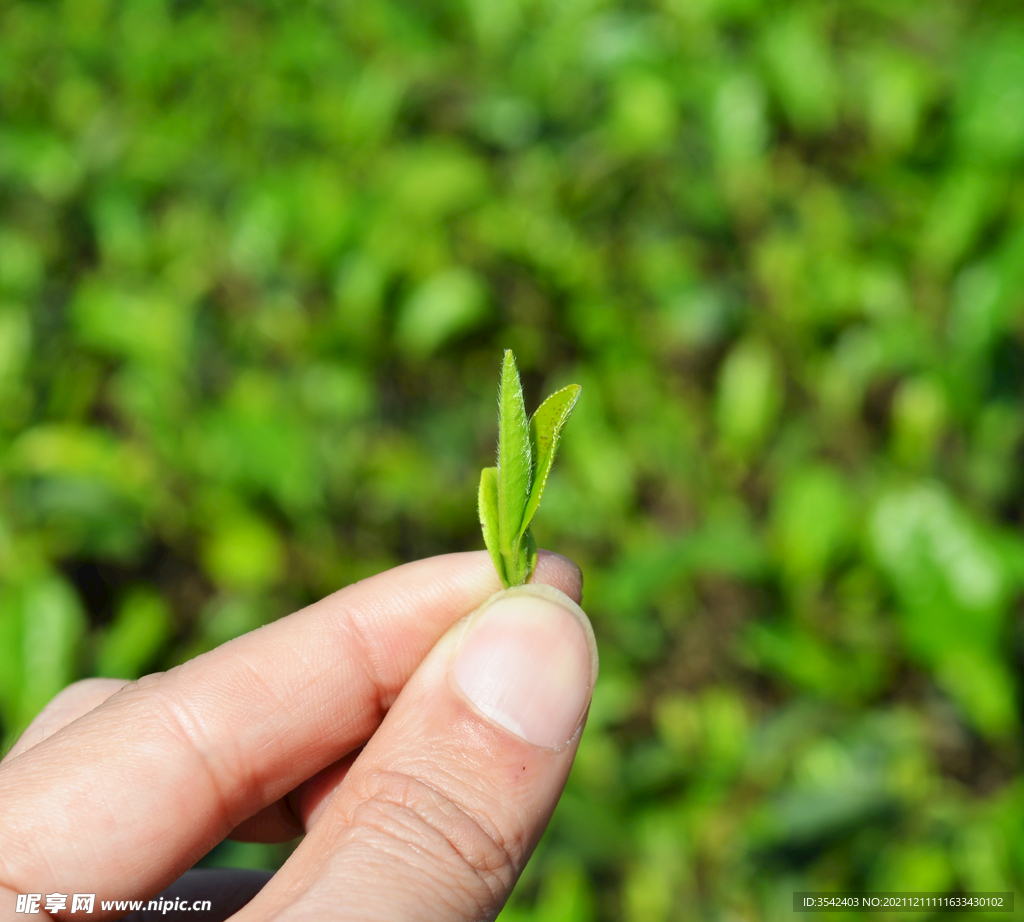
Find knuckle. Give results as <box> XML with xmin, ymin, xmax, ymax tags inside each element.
<box><xmin>346</xmin><ymin>770</ymin><xmax>516</xmax><ymax>910</ymax></box>
<box><xmin>129</xmin><ymin>679</ymin><xmax>250</xmax><ymax>830</ymax></box>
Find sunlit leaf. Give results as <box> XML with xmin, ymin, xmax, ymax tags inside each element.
<box><xmin>478</xmin><ymin>465</ymin><xmax>505</xmax><ymax>585</ymax></box>
<box><xmin>522</xmin><ymin>383</ymin><xmax>581</xmax><ymax>537</ymax></box>
<box><xmin>498</xmin><ymin>349</ymin><xmax>532</xmax><ymax>583</ymax></box>
<box><xmin>480</xmin><ymin>350</ymin><xmax>580</xmax><ymax>587</ymax></box>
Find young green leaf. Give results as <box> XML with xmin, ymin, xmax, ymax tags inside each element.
<box><xmin>518</xmin><ymin>527</ymin><xmax>537</xmax><ymax>589</ymax></box>
<box><xmin>478</xmin><ymin>465</ymin><xmax>505</xmax><ymax>585</ymax></box>
<box><xmin>478</xmin><ymin>350</ymin><xmax>580</xmax><ymax>588</ymax></box>
<box><xmin>497</xmin><ymin>349</ymin><xmax>532</xmax><ymax>583</ymax></box>
<box><xmin>520</xmin><ymin>383</ymin><xmax>581</xmax><ymax>539</ymax></box>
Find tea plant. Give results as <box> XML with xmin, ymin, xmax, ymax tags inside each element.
<box><xmin>479</xmin><ymin>350</ymin><xmax>581</xmax><ymax>587</ymax></box>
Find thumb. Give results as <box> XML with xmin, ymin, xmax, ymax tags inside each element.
<box><xmin>241</xmin><ymin>583</ymin><xmax>598</xmax><ymax>922</ymax></box>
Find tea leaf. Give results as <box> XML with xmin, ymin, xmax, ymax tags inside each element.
<box><xmin>478</xmin><ymin>465</ymin><xmax>505</xmax><ymax>585</ymax></box>
<box><xmin>498</xmin><ymin>349</ymin><xmax>532</xmax><ymax>577</ymax></box>
<box><xmin>480</xmin><ymin>350</ymin><xmax>580</xmax><ymax>587</ymax></box>
<box><xmin>521</xmin><ymin>383</ymin><xmax>582</xmax><ymax>538</ymax></box>
<box><xmin>520</xmin><ymin>526</ymin><xmax>538</xmax><ymax>587</ymax></box>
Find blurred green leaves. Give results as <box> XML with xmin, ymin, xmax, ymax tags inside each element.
<box><xmin>957</xmin><ymin>30</ymin><xmax>1024</xmax><ymax>164</ymax></box>
<box><xmin>2</xmin><ymin>0</ymin><xmax>1024</xmax><ymax>908</ymax></box>
<box><xmin>771</xmin><ymin>465</ymin><xmax>854</xmax><ymax>590</ymax></box>
<box><xmin>715</xmin><ymin>338</ymin><xmax>782</xmax><ymax>458</ymax></box>
<box><xmin>201</xmin><ymin>511</ymin><xmax>285</xmax><ymax>593</ymax></box>
<box><xmin>95</xmin><ymin>588</ymin><xmax>173</xmax><ymax>679</ymax></box>
<box><xmin>871</xmin><ymin>485</ymin><xmax>1021</xmax><ymax>735</ymax></box>
<box><xmin>763</xmin><ymin>10</ymin><xmax>837</xmax><ymax>134</ymax></box>
<box><xmin>396</xmin><ymin>268</ymin><xmax>489</xmax><ymax>357</ymax></box>
<box><xmin>0</xmin><ymin>576</ymin><xmax>85</xmax><ymax>747</ymax></box>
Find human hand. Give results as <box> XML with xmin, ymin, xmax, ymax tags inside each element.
<box><xmin>0</xmin><ymin>551</ymin><xmax>597</xmax><ymax>922</ymax></box>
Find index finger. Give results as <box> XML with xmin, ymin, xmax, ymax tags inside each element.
<box><xmin>0</xmin><ymin>551</ymin><xmax>582</xmax><ymax>916</ymax></box>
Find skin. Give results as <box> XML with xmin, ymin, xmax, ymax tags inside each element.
<box><xmin>0</xmin><ymin>550</ymin><xmax>592</xmax><ymax>922</ymax></box>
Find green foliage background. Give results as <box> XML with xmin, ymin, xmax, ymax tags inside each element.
<box><xmin>3</xmin><ymin>0</ymin><xmax>1024</xmax><ymax>916</ymax></box>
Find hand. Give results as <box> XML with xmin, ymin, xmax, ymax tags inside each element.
<box><xmin>0</xmin><ymin>551</ymin><xmax>597</xmax><ymax>921</ymax></box>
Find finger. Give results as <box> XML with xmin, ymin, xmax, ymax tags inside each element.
<box><xmin>226</xmin><ymin>750</ymin><xmax>360</xmax><ymax>843</ymax></box>
<box><xmin>0</xmin><ymin>551</ymin><xmax>581</xmax><ymax>916</ymax></box>
<box><xmin>234</xmin><ymin>583</ymin><xmax>598</xmax><ymax>922</ymax></box>
<box><xmin>2</xmin><ymin>678</ymin><xmax>129</xmax><ymax>764</ymax></box>
<box><xmin>228</xmin><ymin>552</ymin><xmax>580</xmax><ymax>846</ymax></box>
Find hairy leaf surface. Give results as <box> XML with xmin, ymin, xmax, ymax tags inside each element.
<box><xmin>478</xmin><ymin>466</ymin><xmax>505</xmax><ymax>585</ymax></box>
<box><xmin>479</xmin><ymin>350</ymin><xmax>580</xmax><ymax>587</ymax></box>
<box><xmin>521</xmin><ymin>383</ymin><xmax>582</xmax><ymax>538</ymax></box>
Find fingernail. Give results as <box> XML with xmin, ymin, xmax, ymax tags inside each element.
<box><xmin>452</xmin><ymin>584</ymin><xmax>598</xmax><ymax>749</ymax></box>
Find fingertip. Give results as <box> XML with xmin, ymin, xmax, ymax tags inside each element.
<box><xmin>452</xmin><ymin>584</ymin><xmax>597</xmax><ymax>749</ymax></box>
<box><xmin>532</xmin><ymin>550</ymin><xmax>583</xmax><ymax>605</ymax></box>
